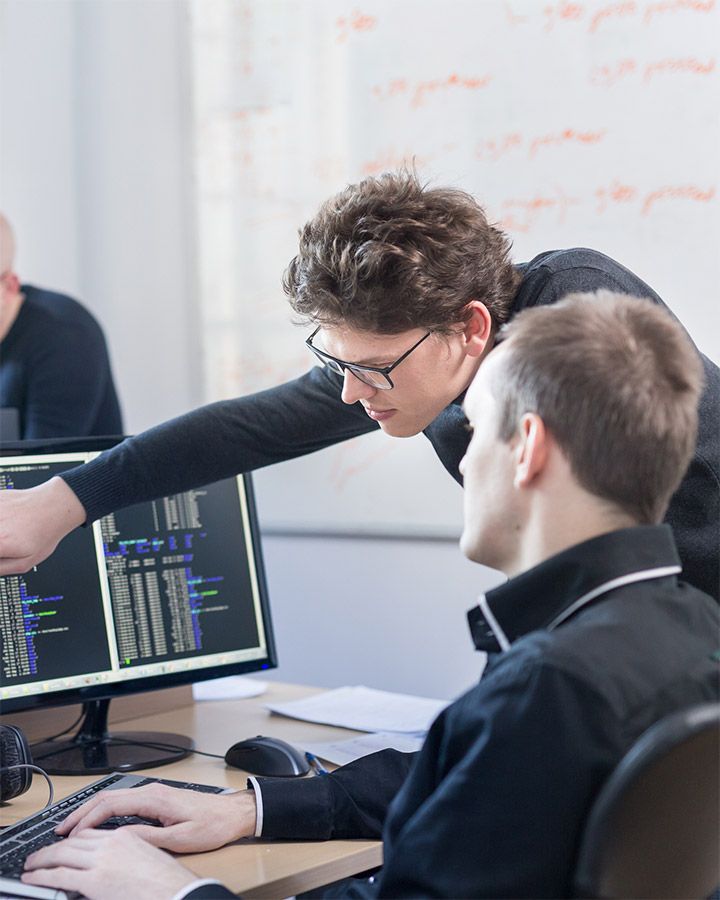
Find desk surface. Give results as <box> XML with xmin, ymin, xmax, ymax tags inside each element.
<box><xmin>1</xmin><ymin>682</ymin><xmax>383</xmax><ymax>899</ymax></box>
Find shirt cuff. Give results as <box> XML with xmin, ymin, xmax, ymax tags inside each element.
<box><xmin>170</xmin><ymin>877</ymin><xmax>226</xmax><ymax>900</ymax></box>
<box><xmin>246</xmin><ymin>776</ymin><xmax>264</xmax><ymax>837</ymax></box>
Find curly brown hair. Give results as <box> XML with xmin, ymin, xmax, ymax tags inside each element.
<box><xmin>283</xmin><ymin>170</ymin><xmax>521</xmax><ymax>335</ymax></box>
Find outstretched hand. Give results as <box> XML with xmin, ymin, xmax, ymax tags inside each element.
<box><xmin>56</xmin><ymin>782</ymin><xmax>258</xmax><ymax>853</ymax></box>
<box><xmin>0</xmin><ymin>476</ymin><xmax>85</xmax><ymax>574</ymax></box>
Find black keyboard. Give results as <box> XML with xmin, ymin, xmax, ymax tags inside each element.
<box><xmin>0</xmin><ymin>772</ymin><xmax>227</xmax><ymax>897</ymax></box>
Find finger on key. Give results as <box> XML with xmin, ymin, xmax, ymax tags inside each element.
<box><xmin>57</xmin><ymin>789</ymin><xmax>152</xmax><ymax>835</ymax></box>
<box><xmin>26</xmin><ymin>833</ymin><xmax>100</xmax><ymax>869</ymax></box>
<box><xmin>56</xmin><ymin>793</ymin><xmax>112</xmax><ymax>834</ymax></box>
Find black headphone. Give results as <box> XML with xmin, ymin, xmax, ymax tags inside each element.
<box><xmin>0</xmin><ymin>723</ymin><xmax>35</xmax><ymax>802</ymax></box>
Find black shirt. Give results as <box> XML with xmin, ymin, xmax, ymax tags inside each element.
<box><xmin>186</xmin><ymin>525</ymin><xmax>719</xmax><ymax>899</ymax></box>
<box><xmin>0</xmin><ymin>285</ymin><xmax>123</xmax><ymax>439</ymax></box>
<box><xmin>369</xmin><ymin>526</ymin><xmax>719</xmax><ymax>898</ymax></box>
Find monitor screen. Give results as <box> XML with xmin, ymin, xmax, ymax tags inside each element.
<box><xmin>0</xmin><ymin>439</ymin><xmax>276</xmax><ymax>717</ymax></box>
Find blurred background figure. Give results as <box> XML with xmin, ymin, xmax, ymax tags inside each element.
<box><xmin>0</xmin><ymin>213</ymin><xmax>123</xmax><ymax>440</ymax></box>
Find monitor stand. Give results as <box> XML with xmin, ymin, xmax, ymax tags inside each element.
<box><xmin>30</xmin><ymin>699</ymin><xmax>194</xmax><ymax>775</ymax></box>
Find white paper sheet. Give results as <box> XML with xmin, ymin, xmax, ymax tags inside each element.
<box><xmin>265</xmin><ymin>685</ymin><xmax>448</xmax><ymax>734</ymax></box>
<box><xmin>303</xmin><ymin>731</ymin><xmax>425</xmax><ymax>766</ymax></box>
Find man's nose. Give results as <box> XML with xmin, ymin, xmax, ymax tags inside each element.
<box><xmin>341</xmin><ymin>369</ymin><xmax>377</xmax><ymax>404</ymax></box>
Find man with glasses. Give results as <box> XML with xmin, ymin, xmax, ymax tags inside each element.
<box><xmin>21</xmin><ymin>293</ymin><xmax>719</xmax><ymax>899</ymax></box>
<box><xmin>0</xmin><ymin>169</ymin><xmax>718</xmax><ymax>602</ymax></box>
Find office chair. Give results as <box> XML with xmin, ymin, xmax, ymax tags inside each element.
<box><xmin>574</xmin><ymin>702</ymin><xmax>720</xmax><ymax>899</ymax></box>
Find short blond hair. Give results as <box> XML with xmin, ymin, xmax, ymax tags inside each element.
<box><xmin>493</xmin><ymin>291</ymin><xmax>703</xmax><ymax>523</ymax></box>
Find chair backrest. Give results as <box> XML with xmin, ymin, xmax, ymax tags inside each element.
<box><xmin>573</xmin><ymin>703</ymin><xmax>720</xmax><ymax>899</ymax></box>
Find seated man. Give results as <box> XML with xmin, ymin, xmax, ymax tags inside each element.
<box><xmin>22</xmin><ymin>292</ymin><xmax>719</xmax><ymax>899</ymax></box>
<box><xmin>0</xmin><ymin>213</ymin><xmax>123</xmax><ymax>439</ymax></box>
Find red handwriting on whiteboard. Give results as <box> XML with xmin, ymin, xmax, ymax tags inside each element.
<box><xmin>590</xmin><ymin>56</ymin><xmax>715</xmax><ymax>85</ymax></box>
<box><xmin>529</xmin><ymin>128</ymin><xmax>607</xmax><ymax>156</ymax></box>
<box><xmin>543</xmin><ymin>1</ymin><xmax>585</xmax><ymax>31</ymax></box>
<box><xmin>498</xmin><ymin>188</ymin><xmax>582</xmax><ymax>232</ymax></box>
<box><xmin>594</xmin><ymin>181</ymin><xmax>639</xmax><ymax>212</ymax></box>
<box><xmin>641</xmin><ymin>184</ymin><xmax>715</xmax><ymax>214</ymax></box>
<box><xmin>644</xmin><ymin>57</ymin><xmax>716</xmax><ymax>80</ymax></box>
<box><xmin>475</xmin><ymin>129</ymin><xmax>606</xmax><ymax>161</ymax></box>
<box><xmin>514</xmin><ymin>0</ymin><xmax>712</xmax><ymax>30</ymax></box>
<box><xmin>643</xmin><ymin>0</ymin><xmax>715</xmax><ymax>24</ymax></box>
<box><xmin>590</xmin><ymin>59</ymin><xmax>637</xmax><ymax>86</ymax></box>
<box><xmin>589</xmin><ymin>1</ymin><xmax>638</xmax><ymax>32</ymax></box>
<box><xmin>494</xmin><ymin>182</ymin><xmax>715</xmax><ymax>234</ymax></box>
<box><xmin>595</xmin><ymin>181</ymin><xmax>716</xmax><ymax>214</ymax></box>
<box><xmin>336</xmin><ymin>10</ymin><xmax>377</xmax><ymax>42</ymax></box>
<box><xmin>372</xmin><ymin>73</ymin><xmax>492</xmax><ymax>108</ymax></box>
<box><xmin>475</xmin><ymin>133</ymin><xmax>523</xmax><ymax>162</ymax></box>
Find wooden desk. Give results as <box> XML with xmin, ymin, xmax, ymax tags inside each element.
<box><xmin>1</xmin><ymin>682</ymin><xmax>383</xmax><ymax>898</ymax></box>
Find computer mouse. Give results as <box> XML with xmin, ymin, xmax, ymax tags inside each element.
<box><xmin>224</xmin><ymin>735</ymin><xmax>311</xmax><ymax>777</ymax></box>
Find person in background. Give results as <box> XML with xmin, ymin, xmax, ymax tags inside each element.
<box><xmin>21</xmin><ymin>292</ymin><xmax>719</xmax><ymax>899</ymax></box>
<box><xmin>0</xmin><ymin>171</ymin><xmax>717</xmax><ymax>599</ymax></box>
<box><xmin>0</xmin><ymin>213</ymin><xmax>123</xmax><ymax>439</ymax></box>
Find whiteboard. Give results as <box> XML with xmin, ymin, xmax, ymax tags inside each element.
<box><xmin>188</xmin><ymin>0</ymin><xmax>719</xmax><ymax>536</ymax></box>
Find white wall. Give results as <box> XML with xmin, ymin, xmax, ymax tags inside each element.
<box><xmin>0</xmin><ymin>0</ymin><xmax>203</xmax><ymax>433</ymax></box>
<box><xmin>0</xmin><ymin>1</ymin><xmax>80</xmax><ymax>294</ymax></box>
<box><xmin>260</xmin><ymin>534</ymin><xmax>500</xmax><ymax>701</ymax></box>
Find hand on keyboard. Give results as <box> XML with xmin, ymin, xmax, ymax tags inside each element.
<box><xmin>57</xmin><ymin>782</ymin><xmax>257</xmax><ymax>853</ymax></box>
<box><xmin>22</xmin><ymin>828</ymin><xmax>199</xmax><ymax>900</ymax></box>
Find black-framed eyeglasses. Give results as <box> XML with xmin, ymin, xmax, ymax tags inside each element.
<box><xmin>305</xmin><ymin>327</ymin><xmax>432</xmax><ymax>390</ymax></box>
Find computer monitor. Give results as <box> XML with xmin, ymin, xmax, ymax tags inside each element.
<box><xmin>0</xmin><ymin>437</ymin><xmax>277</xmax><ymax>775</ymax></box>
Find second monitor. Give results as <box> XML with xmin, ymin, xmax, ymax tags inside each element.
<box><xmin>0</xmin><ymin>438</ymin><xmax>276</xmax><ymax>774</ymax></box>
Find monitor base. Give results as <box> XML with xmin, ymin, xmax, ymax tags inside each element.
<box><xmin>29</xmin><ymin>698</ymin><xmax>194</xmax><ymax>775</ymax></box>
<box><xmin>31</xmin><ymin>731</ymin><xmax>194</xmax><ymax>775</ymax></box>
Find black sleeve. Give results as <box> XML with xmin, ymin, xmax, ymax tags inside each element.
<box><xmin>61</xmin><ymin>366</ymin><xmax>377</xmax><ymax>523</ymax></box>
<box><xmin>23</xmin><ymin>316</ymin><xmax>115</xmax><ymax>439</ymax></box>
<box><xmin>371</xmin><ymin>665</ymin><xmax>618</xmax><ymax>899</ymax></box>
<box><xmin>256</xmin><ymin>749</ymin><xmax>417</xmax><ymax>840</ymax></box>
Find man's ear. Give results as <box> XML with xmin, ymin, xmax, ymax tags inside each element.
<box><xmin>513</xmin><ymin>413</ymin><xmax>548</xmax><ymax>488</ymax></box>
<box><xmin>462</xmin><ymin>301</ymin><xmax>493</xmax><ymax>358</ymax></box>
<box><xmin>1</xmin><ymin>271</ymin><xmax>20</xmax><ymax>296</ymax></box>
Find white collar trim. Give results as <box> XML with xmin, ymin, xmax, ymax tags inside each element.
<box><xmin>479</xmin><ymin>565</ymin><xmax>682</xmax><ymax>653</ymax></box>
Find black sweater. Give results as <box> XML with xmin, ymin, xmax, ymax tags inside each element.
<box><xmin>62</xmin><ymin>249</ymin><xmax>720</xmax><ymax>599</ymax></box>
<box><xmin>1</xmin><ymin>285</ymin><xmax>123</xmax><ymax>439</ymax></box>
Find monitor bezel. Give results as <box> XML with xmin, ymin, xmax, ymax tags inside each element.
<box><xmin>0</xmin><ymin>436</ymin><xmax>278</xmax><ymax>714</ymax></box>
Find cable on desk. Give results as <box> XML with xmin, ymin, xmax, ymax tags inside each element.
<box><xmin>106</xmin><ymin>737</ymin><xmax>225</xmax><ymax>760</ymax></box>
<box><xmin>0</xmin><ymin>764</ymin><xmax>55</xmax><ymax>810</ymax></box>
